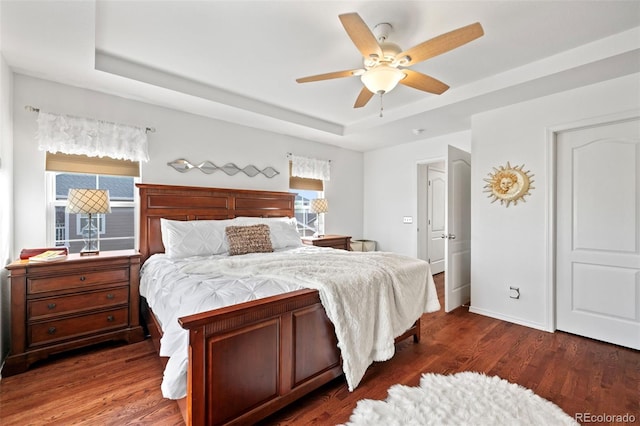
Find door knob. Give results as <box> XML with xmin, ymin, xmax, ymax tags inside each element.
<box><xmin>441</xmin><ymin>233</ymin><xmax>456</xmax><ymax>240</ymax></box>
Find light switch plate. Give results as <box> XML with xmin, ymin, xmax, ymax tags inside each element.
<box><xmin>403</xmin><ymin>216</ymin><xmax>413</xmax><ymax>224</ymax></box>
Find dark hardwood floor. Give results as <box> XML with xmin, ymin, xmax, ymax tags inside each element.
<box><xmin>1</xmin><ymin>273</ymin><xmax>638</xmax><ymax>425</ymax></box>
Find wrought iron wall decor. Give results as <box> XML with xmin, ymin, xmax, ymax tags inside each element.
<box><xmin>167</xmin><ymin>159</ymin><xmax>280</xmax><ymax>178</ymax></box>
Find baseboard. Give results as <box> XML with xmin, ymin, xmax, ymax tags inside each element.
<box><xmin>469</xmin><ymin>306</ymin><xmax>552</xmax><ymax>332</ymax></box>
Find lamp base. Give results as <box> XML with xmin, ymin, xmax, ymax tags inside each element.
<box><xmin>80</xmin><ymin>215</ymin><xmax>100</xmax><ymax>255</ymax></box>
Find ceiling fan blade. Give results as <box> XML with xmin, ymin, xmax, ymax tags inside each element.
<box><xmin>398</xmin><ymin>22</ymin><xmax>484</xmax><ymax>66</ymax></box>
<box><xmin>400</xmin><ymin>69</ymin><xmax>450</xmax><ymax>95</ymax></box>
<box><xmin>296</xmin><ymin>69</ymin><xmax>362</xmax><ymax>83</ymax></box>
<box><xmin>339</xmin><ymin>13</ymin><xmax>383</xmax><ymax>59</ymax></box>
<box><xmin>354</xmin><ymin>87</ymin><xmax>374</xmax><ymax>108</ymax></box>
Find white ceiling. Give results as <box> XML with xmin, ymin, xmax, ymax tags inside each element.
<box><xmin>2</xmin><ymin>0</ymin><xmax>639</xmax><ymax>151</ymax></box>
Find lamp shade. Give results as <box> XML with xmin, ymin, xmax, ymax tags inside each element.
<box><xmin>310</xmin><ymin>198</ymin><xmax>329</xmax><ymax>214</ymax></box>
<box><xmin>66</xmin><ymin>189</ymin><xmax>111</xmax><ymax>214</ymax></box>
<box><xmin>361</xmin><ymin>64</ymin><xmax>406</xmax><ymax>94</ymax></box>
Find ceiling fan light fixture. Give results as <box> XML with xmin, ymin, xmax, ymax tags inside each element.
<box><xmin>361</xmin><ymin>64</ymin><xmax>405</xmax><ymax>94</ymax></box>
<box><xmin>296</xmin><ymin>13</ymin><xmax>484</xmax><ymax>110</ymax></box>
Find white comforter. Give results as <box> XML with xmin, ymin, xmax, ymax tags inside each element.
<box><xmin>141</xmin><ymin>246</ymin><xmax>440</xmax><ymax>398</ymax></box>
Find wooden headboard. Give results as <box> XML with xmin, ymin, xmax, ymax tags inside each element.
<box><xmin>137</xmin><ymin>183</ymin><xmax>295</xmax><ymax>262</ymax></box>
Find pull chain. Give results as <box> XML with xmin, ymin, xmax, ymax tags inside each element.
<box><xmin>379</xmin><ymin>92</ymin><xmax>384</xmax><ymax>118</ymax></box>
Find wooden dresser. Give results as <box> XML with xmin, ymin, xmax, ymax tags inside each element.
<box><xmin>4</xmin><ymin>250</ymin><xmax>144</xmax><ymax>376</ymax></box>
<box><xmin>302</xmin><ymin>235</ymin><xmax>352</xmax><ymax>250</ymax></box>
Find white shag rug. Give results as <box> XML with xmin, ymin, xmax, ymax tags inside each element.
<box><xmin>342</xmin><ymin>372</ymin><xmax>579</xmax><ymax>426</ymax></box>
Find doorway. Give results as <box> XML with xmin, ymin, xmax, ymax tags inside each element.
<box><xmin>418</xmin><ymin>146</ymin><xmax>471</xmax><ymax>312</ymax></box>
<box><xmin>418</xmin><ymin>161</ymin><xmax>446</xmax><ymax>274</ymax></box>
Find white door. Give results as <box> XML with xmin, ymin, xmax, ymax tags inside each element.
<box><xmin>428</xmin><ymin>166</ymin><xmax>446</xmax><ymax>274</ymax></box>
<box><xmin>445</xmin><ymin>145</ymin><xmax>472</xmax><ymax>312</ymax></box>
<box><xmin>556</xmin><ymin>118</ymin><xmax>640</xmax><ymax>350</ymax></box>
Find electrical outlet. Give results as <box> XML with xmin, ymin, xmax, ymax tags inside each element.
<box><xmin>509</xmin><ymin>286</ymin><xmax>520</xmax><ymax>299</ymax></box>
<box><xmin>403</xmin><ymin>216</ymin><xmax>413</xmax><ymax>224</ymax></box>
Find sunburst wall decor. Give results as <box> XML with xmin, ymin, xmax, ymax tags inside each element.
<box><xmin>483</xmin><ymin>162</ymin><xmax>534</xmax><ymax>207</ymax></box>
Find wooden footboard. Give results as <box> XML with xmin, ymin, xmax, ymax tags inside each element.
<box><xmin>144</xmin><ymin>289</ymin><xmax>421</xmax><ymax>426</ymax></box>
<box><xmin>178</xmin><ymin>288</ymin><xmax>343</xmax><ymax>426</ymax></box>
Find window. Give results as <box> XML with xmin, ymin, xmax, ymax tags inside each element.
<box><xmin>291</xmin><ymin>189</ymin><xmax>323</xmax><ymax>237</ymax></box>
<box><xmin>288</xmin><ymin>160</ymin><xmax>325</xmax><ymax>237</ymax></box>
<box><xmin>49</xmin><ymin>173</ymin><xmax>136</xmax><ymax>253</ymax></box>
<box><xmin>289</xmin><ymin>161</ymin><xmax>324</xmax><ymax>237</ymax></box>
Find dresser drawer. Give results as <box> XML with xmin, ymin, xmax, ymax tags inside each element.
<box><xmin>28</xmin><ymin>287</ymin><xmax>129</xmax><ymax>321</ymax></box>
<box><xmin>29</xmin><ymin>307</ymin><xmax>129</xmax><ymax>347</ymax></box>
<box><xmin>28</xmin><ymin>268</ymin><xmax>129</xmax><ymax>294</ymax></box>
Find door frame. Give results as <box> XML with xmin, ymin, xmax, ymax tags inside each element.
<box><xmin>417</xmin><ymin>157</ymin><xmax>446</xmax><ymax>270</ymax></box>
<box><xmin>545</xmin><ymin>109</ymin><xmax>640</xmax><ymax>332</ymax></box>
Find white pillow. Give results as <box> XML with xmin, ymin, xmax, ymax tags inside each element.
<box><xmin>268</xmin><ymin>219</ymin><xmax>303</xmax><ymax>249</ymax></box>
<box><xmin>160</xmin><ymin>218</ymin><xmax>236</xmax><ymax>259</ymax></box>
<box><xmin>233</xmin><ymin>217</ymin><xmax>302</xmax><ymax>249</ymax></box>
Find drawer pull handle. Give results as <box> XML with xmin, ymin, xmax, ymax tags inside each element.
<box><xmin>47</xmin><ymin>303</ymin><xmax>57</xmax><ymax>310</ymax></box>
<box><xmin>48</xmin><ymin>327</ymin><xmax>56</xmax><ymax>335</ymax></box>
<box><xmin>79</xmin><ymin>276</ymin><xmax>86</xmax><ymax>281</ymax></box>
<box><xmin>106</xmin><ymin>294</ymin><xmax>115</xmax><ymax>299</ymax></box>
<box><xmin>107</xmin><ymin>315</ymin><xmax>114</xmax><ymax>322</ymax></box>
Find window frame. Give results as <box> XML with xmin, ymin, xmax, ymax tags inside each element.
<box><xmin>291</xmin><ymin>189</ymin><xmax>324</xmax><ymax>237</ymax></box>
<box><xmin>46</xmin><ymin>172</ymin><xmax>139</xmax><ymax>251</ymax></box>
<box><xmin>289</xmin><ymin>160</ymin><xmax>326</xmax><ymax>237</ymax></box>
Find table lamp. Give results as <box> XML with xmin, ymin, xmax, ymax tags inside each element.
<box><xmin>310</xmin><ymin>198</ymin><xmax>328</xmax><ymax>237</ymax></box>
<box><xmin>66</xmin><ymin>189</ymin><xmax>111</xmax><ymax>255</ymax></box>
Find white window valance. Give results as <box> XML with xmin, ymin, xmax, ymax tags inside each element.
<box><xmin>291</xmin><ymin>154</ymin><xmax>331</xmax><ymax>181</ymax></box>
<box><xmin>36</xmin><ymin>111</ymin><xmax>150</xmax><ymax>162</ymax></box>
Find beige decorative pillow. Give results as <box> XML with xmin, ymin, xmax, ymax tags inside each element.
<box><xmin>225</xmin><ymin>224</ymin><xmax>274</xmax><ymax>256</ymax></box>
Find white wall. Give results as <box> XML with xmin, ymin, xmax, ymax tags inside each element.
<box><xmin>0</xmin><ymin>53</ymin><xmax>14</xmax><ymax>367</ymax></box>
<box><xmin>12</xmin><ymin>74</ymin><xmax>364</xmax><ymax>254</ymax></box>
<box><xmin>363</xmin><ymin>131</ymin><xmax>471</xmax><ymax>256</ymax></box>
<box><xmin>470</xmin><ymin>73</ymin><xmax>640</xmax><ymax>331</ymax></box>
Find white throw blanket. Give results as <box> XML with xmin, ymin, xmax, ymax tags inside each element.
<box><xmin>180</xmin><ymin>248</ymin><xmax>440</xmax><ymax>391</ymax></box>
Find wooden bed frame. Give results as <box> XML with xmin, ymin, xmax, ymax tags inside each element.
<box><xmin>137</xmin><ymin>183</ymin><xmax>421</xmax><ymax>426</ymax></box>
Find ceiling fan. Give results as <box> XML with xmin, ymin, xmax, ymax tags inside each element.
<box><xmin>296</xmin><ymin>13</ymin><xmax>484</xmax><ymax>111</ymax></box>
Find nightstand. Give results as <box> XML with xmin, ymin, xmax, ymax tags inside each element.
<box><xmin>302</xmin><ymin>235</ymin><xmax>352</xmax><ymax>250</ymax></box>
<box><xmin>4</xmin><ymin>250</ymin><xmax>145</xmax><ymax>376</ymax></box>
